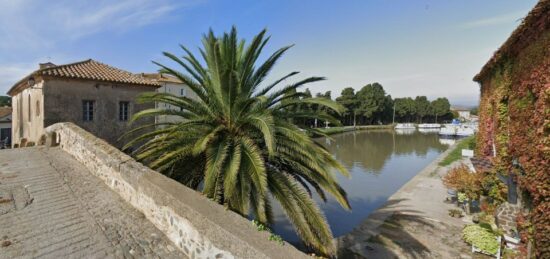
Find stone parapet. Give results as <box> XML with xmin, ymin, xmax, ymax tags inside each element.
<box><xmin>45</xmin><ymin>122</ymin><xmax>308</xmax><ymax>259</ymax></box>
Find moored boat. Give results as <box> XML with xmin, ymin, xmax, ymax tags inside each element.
<box><xmin>395</xmin><ymin>123</ymin><xmax>416</xmax><ymax>129</ymax></box>
<box><xmin>418</xmin><ymin>123</ymin><xmax>441</xmax><ymax>129</ymax></box>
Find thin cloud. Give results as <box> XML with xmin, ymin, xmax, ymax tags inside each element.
<box><xmin>0</xmin><ymin>62</ymin><xmax>39</xmax><ymax>94</ymax></box>
<box><xmin>460</xmin><ymin>11</ymin><xmax>526</xmax><ymax>29</ymax></box>
<box><xmin>0</xmin><ymin>0</ymin><xmax>203</xmax><ymax>51</ymax></box>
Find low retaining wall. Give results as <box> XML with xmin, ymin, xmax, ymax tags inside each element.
<box><xmin>45</xmin><ymin>122</ymin><xmax>308</xmax><ymax>259</ymax></box>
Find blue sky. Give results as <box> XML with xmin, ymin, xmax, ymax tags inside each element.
<box><xmin>0</xmin><ymin>0</ymin><xmax>538</xmax><ymax>106</ymax></box>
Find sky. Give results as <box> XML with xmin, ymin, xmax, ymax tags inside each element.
<box><xmin>0</xmin><ymin>0</ymin><xmax>539</xmax><ymax>106</ymax></box>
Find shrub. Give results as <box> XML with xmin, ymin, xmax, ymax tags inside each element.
<box><xmin>462</xmin><ymin>224</ymin><xmax>500</xmax><ymax>255</ymax></box>
<box><xmin>443</xmin><ymin>164</ymin><xmax>483</xmax><ymax>200</ymax></box>
<box><xmin>448</xmin><ymin>209</ymin><xmax>463</xmax><ymax>218</ymax></box>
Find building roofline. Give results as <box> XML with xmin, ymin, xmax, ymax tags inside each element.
<box><xmin>7</xmin><ymin>59</ymin><xmax>160</xmax><ymax>96</ymax></box>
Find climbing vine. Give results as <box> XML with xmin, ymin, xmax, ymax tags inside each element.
<box><xmin>476</xmin><ymin>29</ymin><xmax>550</xmax><ymax>257</ymax></box>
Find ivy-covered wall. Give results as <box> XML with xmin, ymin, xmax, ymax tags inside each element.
<box><xmin>476</xmin><ymin>29</ymin><xmax>550</xmax><ymax>257</ymax></box>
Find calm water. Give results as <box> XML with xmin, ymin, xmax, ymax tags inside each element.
<box><xmin>271</xmin><ymin>129</ymin><xmax>449</xmax><ymax>245</ymax></box>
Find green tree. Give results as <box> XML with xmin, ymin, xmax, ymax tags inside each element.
<box><xmin>336</xmin><ymin>87</ymin><xmax>359</xmax><ymax>126</ymax></box>
<box><xmin>0</xmin><ymin>96</ymin><xmax>10</xmax><ymax>107</ymax></box>
<box><xmin>394</xmin><ymin>97</ymin><xmax>416</xmax><ymax>122</ymax></box>
<box><xmin>431</xmin><ymin>97</ymin><xmax>451</xmax><ymax>123</ymax></box>
<box><xmin>414</xmin><ymin>96</ymin><xmax>430</xmax><ymax>123</ymax></box>
<box><xmin>470</xmin><ymin>106</ymin><xmax>478</xmax><ymax>116</ymax></box>
<box><xmin>124</xmin><ymin>28</ymin><xmax>350</xmax><ymax>256</ymax></box>
<box><xmin>356</xmin><ymin>83</ymin><xmax>387</xmax><ymax>124</ymax></box>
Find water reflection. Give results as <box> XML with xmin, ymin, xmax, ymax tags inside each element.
<box><xmin>271</xmin><ymin>129</ymin><xmax>448</xmax><ymax>246</ymax></box>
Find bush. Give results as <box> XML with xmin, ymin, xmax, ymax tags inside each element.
<box><xmin>443</xmin><ymin>164</ymin><xmax>483</xmax><ymax>200</ymax></box>
<box><xmin>448</xmin><ymin>209</ymin><xmax>463</xmax><ymax>218</ymax></box>
<box><xmin>462</xmin><ymin>224</ymin><xmax>500</xmax><ymax>255</ymax></box>
<box><xmin>439</xmin><ymin>135</ymin><xmax>476</xmax><ymax>166</ymax></box>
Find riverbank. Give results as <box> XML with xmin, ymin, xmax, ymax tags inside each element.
<box><xmin>317</xmin><ymin>125</ymin><xmax>394</xmax><ymax>135</ymax></box>
<box><xmin>336</xmin><ymin>141</ymin><xmax>478</xmax><ymax>258</ymax></box>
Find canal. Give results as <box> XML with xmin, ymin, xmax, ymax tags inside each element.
<box><xmin>271</xmin><ymin>129</ymin><xmax>449</xmax><ymax>246</ymax></box>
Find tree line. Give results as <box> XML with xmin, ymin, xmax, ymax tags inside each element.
<box><xmin>287</xmin><ymin>82</ymin><xmax>454</xmax><ymax>128</ymax></box>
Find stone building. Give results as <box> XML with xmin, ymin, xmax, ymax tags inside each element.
<box><xmin>0</xmin><ymin>107</ymin><xmax>11</xmax><ymax>147</ymax></box>
<box><xmin>473</xmin><ymin>0</ymin><xmax>549</xmax><ymax>256</ymax></box>
<box><xmin>140</xmin><ymin>73</ymin><xmax>197</xmax><ymax>125</ymax></box>
<box><xmin>7</xmin><ymin>59</ymin><xmax>160</xmax><ymax>147</ymax></box>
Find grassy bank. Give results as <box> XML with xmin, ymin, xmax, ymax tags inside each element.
<box><xmin>438</xmin><ymin>135</ymin><xmax>476</xmax><ymax>166</ymax></box>
<box><xmin>317</xmin><ymin>125</ymin><xmax>393</xmax><ymax>136</ymax></box>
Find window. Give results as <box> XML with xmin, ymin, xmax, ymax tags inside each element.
<box><xmin>82</xmin><ymin>100</ymin><xmax>95</xmax><ymax>121</ymax></box>
<box><xmin>180</xmin><ymin>88</ymin><xmax>186</xmax><ymax>96</ymax></box>
<box><xmin>119</xmin><ymin>101</ymin><xmax>129</xmax><ymax>121</ymax></box>
<box><xmin>28</xmin><ymin>95</ymin><xmax>31</xmax><ymax>122</ymax></box>
<box><xmin>36</xmin><ymin>100</ymin><xmax>40</xmax><ymax>117</ymax></box>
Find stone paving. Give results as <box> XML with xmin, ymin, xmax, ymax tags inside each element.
<box><xmin>0</xmin><ymin>147</ymin><xmax>186</xmax><ymax>259</ymax></box>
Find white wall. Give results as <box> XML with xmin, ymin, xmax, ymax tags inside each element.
<box><xmin>11</xmin><ymin>81</ymin><xmax>44</xmax><ymax>146</ymax></box>
<box><xmin>155</xmin><ymin>82</ymin><xmax>197</xmax><ymax>125</ymax></box>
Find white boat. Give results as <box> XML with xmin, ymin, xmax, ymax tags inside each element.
<box><xmin>395</xmin><ymin>129</ymin><xmax>415</xmax><ymax>135</ymax></box>
<box><xmin>418</xmin><ymin>123</ymin><xmax>441</xmax><ymax>129</ymax></box>
<box><xmin>395</xmin><ymin>123</ymin><xmax>416</xmax><ymax>129</ymax></box>
<box><xmin>419</xmin><ymin>128</ymin><xmax>440</xmax><ymax>134</ymax></box>
<box><xmin>439</xmin><ymin>125</ymin><xmax>457</xmax><ymax>136</ymax></box>
<box><xmin>456</xmin><ymin>126</ymin><xmax>475</xmax><ymax>137</ymax></box>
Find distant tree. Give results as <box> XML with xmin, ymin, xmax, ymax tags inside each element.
<box><xmin>315</xmin><ymin>91</ymin><xmax>332</xmax><ymax>127</ymax></box>
<box><xmin>0</xmin><ymin>96</ymin><xmax>10</xmax><ymax>107</ymax></box>
<box><xmin>431</xmin><ymin>97</ymin><xmax>451</xmax><ymax>123</ymax></box>
<box><xmin>470</xmin><ymin>106</ymin><xmax>479</xmax><ymax>116</ymax></box>
<box><xmin>394</xmin><ymin>97</ymin><xmax>416</xmax><ymax>122</ymax></box>
<box><xmin>414</xmin><ymin>96</ymin><xmax>431</xmax><ymax>123</ymax></box>
<box><xmin>335</xmin><ymin>87</ymin><xmax>359</xmax><ymax>126</ymax></box>
<box><xmin>451</xmin><ymin>110</ymin><xmax>460</xmax><ymax>119</ymax></box>
<box><xmin>356</xmin><ymin>83</ymin><xmax>387</xmax><ymax>124</ymax></box>
<box><xmin>381</xmin><ymin>95</ymin><xmax>394</xmax><ymax>124</ymax></box>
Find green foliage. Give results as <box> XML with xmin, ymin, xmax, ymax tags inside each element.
<box><xmin>0</xmin><ymin>96</ymin><xmax>10</xmax><ymax>107</ymax></box>
<box><xmin>252</xmin><ymin>220</ymin><xmax>285</xmax><ymax>245</ymax></box>
<box><xmin>125</xmin><ymin>27</ymin><xmax>349</xmax><ymax>257</ymax></box>
<box><xmin>414</xmin><ymin>96</ymin><xmax>431</xmax><ymax>122</ymax></box>
<box><xmin>438</xmin><ymin>135</ymin><xmax>476</xmax><ymax>166</ymax></box>
<box><xmin>462</xmin><ymin>224</ymin><xmax>500</xmax><ymax>255</ymax></box>
<box><xmin>335</xmin><ymin>87</ymin><xmax>359</xmax><ymax>125</ymax></box>
<box><xmin>448</xmin><ymin>209</ymin><xmax>463</xmax><ymax>218</ymax></box>
<box><xmin>393</xmin><ymin>97</ymin><xmax>416</xmax><ymax>122</ymax></box>
<box><xmin>431</xmin><ymin>97</ymin><xmax>451</xmax><ymax>123</ymax></box>
<box><xmin>470</xmin><ymin>106</ymin><xmax>479</xmax><ymax>116</ymax></box>
<box><xmin>457</xmin><ymin>192</ymin><xmax>468</xmax><ymax>203</ymax></box>
<box><xmin>356</xmin><ymin>83</ymin><xmax>389</xmax><ymax>124</ymax></box>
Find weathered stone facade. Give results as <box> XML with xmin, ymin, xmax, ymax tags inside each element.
<box><xmin>45</xmin><ymin>122</ymin><xmax>308</xmax><ymax>259</ymax></box>
<box><xmin>495</xmin><ymin>203</ymin><xmax>521</xmax><ymax>236</ymax></box>
<box><xmin>8</xmin><ymin>60</ymin><xmax>159</xmax><ymax>148</ymax></box>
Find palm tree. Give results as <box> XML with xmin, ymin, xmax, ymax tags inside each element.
<box><xmin>124</xmin><ymin>27</ymin><xmax>350</xmax><ymax>256</ymax></box>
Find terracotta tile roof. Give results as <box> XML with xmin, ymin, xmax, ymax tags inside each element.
<box><xmin>0</xmin><ymin>107</ymin><xmax>11</xmax><ymax>118</ymax></box>
<box><xmin>474</xmin><ymin>0</ymin><xmax>550</xmax><ymax>81</ymax></box>
<box><xmin>38</xmin><ymin>59</ymin><xmax>160</xmax><ymax>86</ymax></box>
<box><xmin>8</xmin><ymin>59</ymin><xmax>160</xmax><ymax>96</ymax></box>
<box><xmin>139</xmin><ymin>73</ymin><xmax>183</xmax><ymax>84</ymax></box>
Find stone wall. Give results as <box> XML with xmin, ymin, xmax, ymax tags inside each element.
<box><xmin>43</xmin><ymin>78</ymin><xmax>156</xmax><ymax>147</ymax></box>
<box><xmin>45</xmin><ymin>122</ymin><xmax>308</xmax><ymax>259</ymax></box>
<box><xmin>11</xmin><ymin>81</ymin><xmax>45</xmax><ymax>146</ymax></box>
<box><xmin>495</xmin><ymin>203</ymin><xmax>520</xmax><ymax>236</ymax></box>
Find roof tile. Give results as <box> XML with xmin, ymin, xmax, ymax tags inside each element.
<box><xmin>38</xmin><ymin>59</ymin><xmax>160</xmax><ymax>86</ymax></box>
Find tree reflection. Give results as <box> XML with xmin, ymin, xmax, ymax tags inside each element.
<box><xmin>320</xmin><ymin>130</ymin><xmax>447</xmax><ymax>173</ymax></box>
